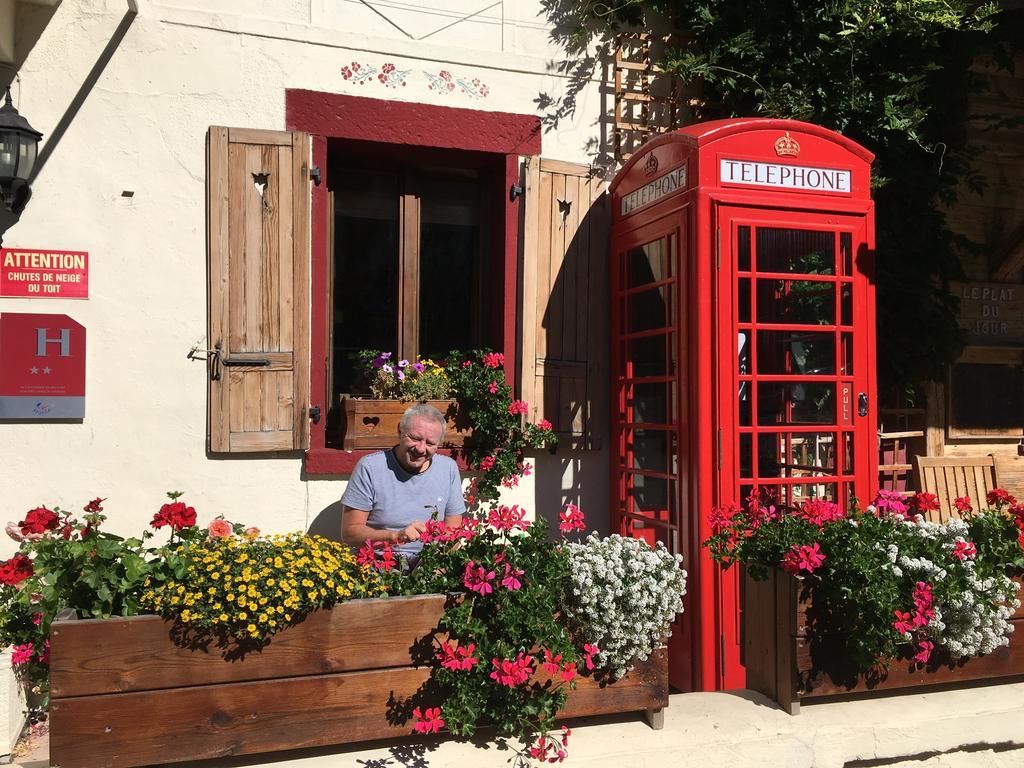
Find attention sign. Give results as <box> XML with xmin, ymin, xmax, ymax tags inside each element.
<box><xmin>0</xmin><ymin>313</ymin><xmax>86</xmax><ymax>419</ymax></box>
<box><xmin>1</xmin><ymin>248</ymin><xmax>89</xmax><ymax>298</ymax></box>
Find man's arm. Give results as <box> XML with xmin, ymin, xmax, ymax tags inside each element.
<box><xmin>341</xmin><ymin>507</ymin><xmax>426</xmax><ymax>547</ymax></box>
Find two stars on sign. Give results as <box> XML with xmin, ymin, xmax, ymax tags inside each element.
<box><xmin>29</xmin><ymin>366</ymin><xmax>52</xmax><ymax>375</ymax></box>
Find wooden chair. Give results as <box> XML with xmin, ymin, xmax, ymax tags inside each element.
<box><xmin>912</xmin><ymin>454</ymin><xmax>1000</xmax><ymax>522</ymax></box>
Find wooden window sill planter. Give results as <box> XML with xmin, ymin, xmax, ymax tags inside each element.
<box><xmin>744</xmin><ymin>571</ymin><xmax>1024</xmax><ymax>715</ymax></box>
<box><xmin>339</xmin><ymin>397</ymin><xmax>471</xmax><ymax>450</ymax></box>
<box><xmin>49</xmin><ymin>594</ymin><xmax>668</xmax><ymax>768</ymax></box>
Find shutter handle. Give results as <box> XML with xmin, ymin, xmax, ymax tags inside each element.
<box><xmin>858</xmin><ymin>392</ymin><xmax>868</xmax><ymax>417</ymax></box>
<box><xmin>222</xmin><ymin>357</ymin><xmax>271</xmax><ymax>367</ymax></box>
<box><xmin>309</xmin><ymin>405</ymin><xmax>321</xmax><ymax>424</ymax></box>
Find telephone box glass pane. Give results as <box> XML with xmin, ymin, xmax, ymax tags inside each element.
<box><xmin>739</xmin><ymin>433</ymin><xmax>753</xmax><ymax>478</ymax></box>
<box><xmin>628</xmin><ymin>239</ymin><xmax>671</xmax><ymax>287</ymax></box>
<box><xmin>738</xmin><ymin>331</ymin><xmax>750</xmax><ymax>375</ymax></box>
<box><xmin>627</xmin><ymin>285</ymin><xmax>673</xmax><ymax>333</ymax></box>
<box><xmin>630</xmin><ymin>382</ymin><xmax>673</xmax><ymax>424</ymax></box>
<box><xmin>758</xmin><ymin>382</ymin><xmax>835</xmax><ymax>424</ymax></box>
<box><xmin>631</xmin><ymin>429</ymin><xmax>671</xmax><ymax>475</ymax></box>
<box><xmin>778</xmin><ymin>482</ymin><xmax>838</xmax><ymax>506</ymax></box>
<box><xmin>756</xmin><ymin>228</ymin><xmax>835</xmax><ymax>275</ymax></box>
<box><xmin>843</xmin><ymin>432</ymin><xmax>854</xmax><ymax>473</ymax></box>
<box><xmin>758</xmin><ymin>432</ymin><xmax>836</xmax><ymax>478</ymax></box>
<box><xmin>738</xmin><ymin>278</ymin><xmax>751</xmax><ymax>322</ymax></box>
<box><xmin>841</xmin><ymin>283</ymin><xmax>853</xmax><ymax>326</ymax></box>
<box><xmin>841</xmin><ymin>232</ymin><xmax>853</xmax><ymax>276</ymax></box>
<box><xmin>625</xmin><ymin>332</ymin><xmax>674</xmax><ymax>377</ymax></box>
<box><xmin>757</xmin><ymin>331</ymin><xmax>835</xmax><ymax>375</ymax></box>
<box><xmin>756</xmin><ymin>280</ymin><xmax>834</xmax><ymax>325</ymax></box>
<box><xmin>737</xmin><ymin>226</ymin><xmax>751</xmax><ymax>271</ymax></box>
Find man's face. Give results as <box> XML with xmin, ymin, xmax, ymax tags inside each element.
<box><xmin>395</xmin><ymin>415</ymin><xmax>443</xmax><ymax>473</ymax></box>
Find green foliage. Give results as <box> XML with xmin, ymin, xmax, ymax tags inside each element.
<box><xmin>444</xmin><ymin>350</ymin><xmax>557</xmax><ymax>503</ymax></box>
<box><xmin>353</xmin><ymin>351</ymin><xmax>451</xmax><ymax>400</ymax></box>
<box><xmin>705</xmin><ymin>490</ymin><xmax>1024</xmax><ymax>670</ymax></box>
<box><xmin>393</xmin><ymin>515</ymin><xmax>578</xmax><ymax>740</ymax></box>
<box><xmin>558</xmin><ymin>0</ymin><xmax>1022</xmax><ymax>388</ymax></box>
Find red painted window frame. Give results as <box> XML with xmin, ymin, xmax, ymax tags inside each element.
<box><xmin>285</xmin><ymin>89</ymin><xmax>541</xmax><ymax>474</ymax></box>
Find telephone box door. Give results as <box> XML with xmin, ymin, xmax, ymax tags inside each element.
<box><xmin>713</xmin><ymin>204</ymin><xmax>876</xmax><ymax>686</ymax></box>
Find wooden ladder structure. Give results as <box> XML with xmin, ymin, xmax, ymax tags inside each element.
<box><xmin>878</xmin><ymin>406</ymin><xmax>927</xmax><ymax>494</ymax></box>
<box><xmin>613</xmin><ymin>33</ymin><xmax>682</xmax><ymax>162</ymax></box>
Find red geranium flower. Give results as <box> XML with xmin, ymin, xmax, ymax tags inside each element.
<box><xmin>909</xmin><ymin>492</ymin><xmax>941</xmax><ymax>514</ymax></box>
<box><xmin>954</xmin><ymin>496</ymin><xmax>972</xmax><ymax>513</ymax></box>
<box><xmin>986</xmin><ymin>488</ymin><xmax>1017</xmax><ymax>508</ymax></box>
<box><xmin>19</xmin><ymin>507</ymin><xmax>59</xmax><ymax>535</ymax></box>
<box><xmin>412</xmin><ymin>706</ymin><xmax>445</xmax><ymax>734</ymax></box>
<box><xmin>463</xmin><ymin>561</ymin><xmax>495</xmax><ymax>595</ymax></box>
<box><xmin>558</xmin><ymin>503</ymin><xmax>586</xmax><ymax>533</ymax></box>
<box><xmin>951</xmin><ymin>540</ymin><xmax>977</xmax><ymax>561</ymax></box>
<box><xmin>83</xmin><ymin>497</ymin><xmax>106</xmax><ymax>514</ymax></box>
<box><xmin>151</xmin><ymin>501</ymin><xmax>197</xmax><ymax>531</ymax></box>
<box><xmin>0</xmin><ymin>555</ymin><xmax>35</xmax><ymax>586</ymax></box>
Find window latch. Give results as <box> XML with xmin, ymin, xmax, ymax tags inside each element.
<box><xmin>858</xmin><ymin>392</ymin><xmax>868</xmax><ymax>417</ymax></box>
<box><xmin>308</xmin><ymin>165</ymin><xmax>322</xmax><ymax>186</ymax></box>
<box><xmin>309</xmin><ymin>405</ymin><xmax>321</xmax><ymax>424</ymax></box>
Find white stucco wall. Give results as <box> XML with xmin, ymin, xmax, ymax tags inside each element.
<box><xmin>0</xmin><ymin>0</ymin><xmax>611</xmax><ymax>552</ymax></box>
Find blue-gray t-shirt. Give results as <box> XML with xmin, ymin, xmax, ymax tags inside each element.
<box><xmin>341</xmin><ymin>449</ymin><xmax>465</xmax><ymax>559</ymax></box>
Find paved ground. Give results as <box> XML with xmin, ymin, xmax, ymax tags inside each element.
<box><xmin>9</xmin><ymin>682</ymin><xmax>1024</xmax><ymax>768</ymax></box>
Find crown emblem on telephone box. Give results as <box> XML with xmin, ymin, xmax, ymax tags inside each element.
<box><xmin>774</xmin><ymin>132</ymin><xmax>800</xmax><ymax>158</ymax></box>
<box><xmin>644</xmin><ymin>152</ymin><xmax>659</xmax><ymax>175</ymax></box>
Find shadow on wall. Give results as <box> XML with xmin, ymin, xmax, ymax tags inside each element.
<box><xmin>307</xmin><ymin>500</ymin><xmax>344</xmax><ymax>542</ymax></box>
<box><xmin>533</xmin><ymin>451</ymin><xmax>610</xmax><ymax>537</ymax></box>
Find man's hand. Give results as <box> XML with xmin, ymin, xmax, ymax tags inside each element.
<box><xmin>396</xmin><ymin>520</ymin><xmax>427</xmax><ymax>544</ymax></box>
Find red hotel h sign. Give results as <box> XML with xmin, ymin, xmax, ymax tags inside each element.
<box><xmin>0</xmin><ymin>313</ymin><xmax>86</xmax><ymax>418</ymax></box>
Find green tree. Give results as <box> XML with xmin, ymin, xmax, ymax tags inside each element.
<box><xmin>554</xmin><ymin>0</ymin><xmax>1022</xmax><ymax>389</ymax></box>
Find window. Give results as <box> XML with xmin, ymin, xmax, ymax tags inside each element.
<box><xmin>329</xmin><ymin>150</ymin><xmax>493</xmax><ymax>399</ymax></box>
<box><xmin>283</xmin><ymin>91</ymin><xmax>542</xmax><ymax>471</ymax></box>
<box><xmin>948</xmin><ymin>347</ymin><xmax>1024</xmax><ymax>438</ymax></box>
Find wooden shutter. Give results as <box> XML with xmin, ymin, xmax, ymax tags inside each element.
<box><xmin>521</xmin><ymin>158</ymin><xmax>610</xmax><ymax>450</ymax></box>
<box><xmin>207</xmin><ymin>127</ymin><xmax>311</xmax><ymax>452</ymax></box>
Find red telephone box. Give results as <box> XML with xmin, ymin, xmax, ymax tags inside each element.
<box><xmin>609</xmin><ymin>119</ymin><xmax>877</xmax><ymax>693</ymax></box>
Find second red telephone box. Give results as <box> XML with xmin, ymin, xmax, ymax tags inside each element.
<box><xmin>608</xmin><ymin>119</ymin><xmax>877</xmax><ymax>693</ymax></box>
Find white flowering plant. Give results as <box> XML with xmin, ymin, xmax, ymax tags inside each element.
<box><xmin>561</xmin><ymin>531</ymin><xmax>687</xmax><ymax>680</ymax></box>
<box><xmin>705</xmin><ymin>488</ymin><xmax>1024</xmax><ymax>671</ymax></box>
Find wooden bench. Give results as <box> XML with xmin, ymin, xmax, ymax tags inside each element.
<box><xmin>912</xmin><ymin>454</ymin><xmax>999</xmax><ymax>522</ymax></box>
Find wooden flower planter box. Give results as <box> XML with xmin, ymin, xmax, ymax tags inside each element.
<box><xmin>744</xmin><ymin>570</ymin><xmax>1024</xmax><ymax>715</ymax></box>
<box><xmin>49</xmin><ymin>594</ymin><xmax>668</xmax><ymax>768</ymax></box>
<box><xmin>339</xmin><ymin>397</ymin><xmax>471</xmax><ymax>450</ymax></box>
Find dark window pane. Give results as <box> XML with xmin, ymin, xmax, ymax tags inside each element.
<box><xmin>419</xmin><ymin>172</ymin><xmax>482</xmax><ymax>358</ymax></box>
<box><xmin>756</xmin><ymin>228</ymin><xmax>835</xmax><ymax>275</ymax></box>
<box><xmin>630</xmin><ymin>381</ymin><xmax>675</xmax><ymax>425</ymax></box>
<box><xmin>740</xmin><ymin>433</ymin><xmax>753</xmax><ymax>478</ymax></box>
<box><xmin>841</xmin><ymin>283</ymin><xmax>852</xmax><ymax>326</ymax></box>
<box><xmin>756</xmin><ymin>279</ymin><xmax>834</xmax><ymax>325</ymax></box>
<box><xmin>757</xmin><ymin>331</ymin><xmax>835</xmax><ymax>375</ymax></box>
<box><xmin>737</xmin><ymin>226</ymin><xmax>751</xmax><ymax>271</ymax></box>
<box><xmin>627</xmin><ymin>238</ymin><xmax>671</xmax><ymax>289</ymax></box>
<box><xmin>841</xmin><ymin>232</ymin><xmax>853</xmax><ymax>276</ymax></box>
<box><xmin>625</xmin><ymin>333</ymin><xmax>673</xmax><ymax>377</ymax></box>
<box><xmin>626</xmin><ymin>285</ymin><xmax>671</xmax><ymax>333</ymax></box>
<box><xmin>950</xmin><ymin>362</ymin><xmax>1024</xmax><ymax>430</ymax></box>
<box><xmin>758</xmin><ymin>382</ymin><xmax>836</xmax><ymax>425</ymax></box>
<box><xmin>738</xmin><ymin>278</ymin><xmax>751</xmax><ymax>323</ymax></box>
<box><xmin>629</xmin><ymin>429</ymin><xmax>670</xmax><ymax>475</ymax></box>
<box><xmin>333</xmin><ymin>170</ymin><xmax>399</xmax><ymax>393</ymax></box>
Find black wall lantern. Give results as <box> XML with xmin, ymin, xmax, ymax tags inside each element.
<box><xmin>0</xmin><ymin>86</ymin><xmax>43</xmax><ymax>216</ymax></box>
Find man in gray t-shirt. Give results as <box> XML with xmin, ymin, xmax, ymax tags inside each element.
<box><xmin>341</xmin><ymin>403</ymin><xmax>465</xmax><ymax>561</ymax></box>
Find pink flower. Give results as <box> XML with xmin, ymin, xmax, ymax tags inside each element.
<box><xmin>487</xmin><ymin>505</ymin><xmax>529</xmax><ymax>532</ymax></box>
<box><xmin>436</xmin><ymin>641</ymin><xmax>478</xmax><ymax>672</ymax></box>
<box><xmin>873</xmin><ymin>490</ymin><xmax>909</xmax><ymax>519</ymax></box>
<box><xmin>913</xmin><ymin>640</ymin><xmax>934</xmax><ymax>665</ymax></box>
<box><xmin>780</xmin><ymin>543</ymin><xmax>826</xmax><ymax>575</ymax></box>
<box><xmin>10</xmin><ymin>644</ymin><xmax>34</xmax><ymax>665</ymax></box>
<box><xmin>463</xmin><ymin>561</ymin><xmax>495</xmax><ymax>595</ymax></box>
<box><xmin>4</xmin><ymin>522</ymin><xmax>24</xmax><ymax>543</ymax></box>
<box><xmin>912</xmin><ymin>581</ymin><xmax>935</xmax><ymax>627</ymax></box>
<box><xmin>541</xmin><ymin>649</ymin><xmax>563</xmax><ymax>676</ymax></box>
<box><xmin>38</xmin><ymin>639</ymin><xmax>49</xmax><ymax>666</ymax></box>
<box><xmin>488</xmin><ymin>381</ymin><xmax>499</xmax><ymax>394</ymax></box>
<box><xmin>951</xmin><ymin>540</ymin><xmax>977</xmax><ymax>561</ymax></box>
<box><xmin>479</xmin><ymin>455</ymin><xmax>496</xmax><ymax>471</ymax></box>
<box><xmin>538</xmin><ymin>418</ymin><xmax>553</xmax><ymax>430</ymax></box>
<box><xmin>419</xmin><ymin>520</ymin><xmax>454</xmax><ymax>544</ymax></box>
<box><xmin>582</xmin><ymin>643</ymin><xmax>599</xmax><ymax>671</ymax></box>
<box><xmin>412</xmin><ymin>706</ymin><xmax>445</xmax><ymax>734</ymax></box>
<box><xmin>243</xmin><ymin>526</ymin><xmax>260</xmax><ymax>538</ymax></box>
<box><xmin>954</xmin><ymin>496</ymin><xmax>973</xmax><ymax>513</ymax></box>
<box><xmin>482</xmin><ymin>352</ymin><xmax>504</xmax><ymax>368</ymax></box>
<box><xmin>795</xmin><ymin>499</ymin><xmax>844</xmax><ymax>526</ymax></box>
<box><xmin>893</xmin><ymin>610</ymin><xmax>915</xmax><ymax>634</ymax></box>
<box><xmin>489</xmin><ymin>652</ymin><xmax>533</xmax><ymax>687</ymax></box>
<box><xmin>529</xmin><ymin>726</ymin><xmax>570</xmax><ymax>763</ymax></box>
<box><xmin>508</xmin><ymin>399</ymin><xmax>529</xmax><ymax>416</ymax></box>
<box><xmin>356</xmin><ymin>540</ymin><xmax>396</xmax><ymax>571</ymax></box>
<box><xmin>501</xmin><ymin>563</ymin><xmax>524</xmax><ymax>591</ymax></box>
<box><xmin>560</xmin><ymin>662</ymin><xmax>577</xmax><ymax>682</ymax></box>
<box><xmin>31</xmin><ymin>613</ymin><xmax>42</xmax><ymax>627</ymax></box>
<box><xmin>207</xmin><ymin>518</ymin><xmax>232</xmax><ymax>538</ymax></box>
<box><xmin>558</xmin><ymin>503</ymin><xmax>586</xmax><ymax>533</ymax></box>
